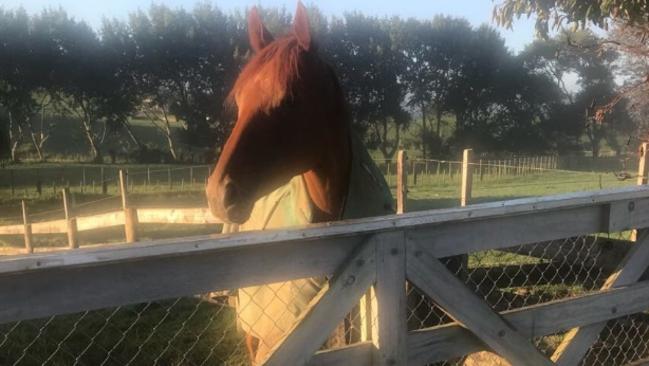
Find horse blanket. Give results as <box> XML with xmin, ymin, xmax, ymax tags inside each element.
<box><xmin>221</xmin><ymin>133</ymin><xmax>393</xmax><ymax>359</ymax></box>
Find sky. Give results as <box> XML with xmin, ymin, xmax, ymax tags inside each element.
<box><xmin>1</xmin><ymin>0</ymin><xmax>539</xmax><ymax>53</ymax></box>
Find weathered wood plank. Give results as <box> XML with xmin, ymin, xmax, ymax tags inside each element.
<box><xmin>627</xmin><ymin>358</ymin><xmax>649</xmax><ymax>366</ymax></box>
<box><xmin>0</xmin><ymin>208</ymin><xmax>220</xmax><ymax>236</ymax></box>
<box><xmin>406</xmin><ymin>241</ymin><xmax>553</xmax><ymax>366</ymax></box>
<box><xmin>0</xmin><ymin>235</ymin><xmax>364</xmax><ymax>324</ymax></box>
<box><xmin>407</xmin><ymin>204</ymin><xmax>604</xmax><ymax>258</ymax></box>
<box><xmin>137</xmin><ymin>208</ymin><xmax>220</xmax><ymax>224</ymax></box>
<box><xmin>261</xmin><ymin>237</ymin><xmax>377</xmax><ymax>366</ymax></box>
<box><xmin>4</xmin><ymin>186</ymin><xmax>649</xmax><ymax>274</ymax></box>
<box><xmin>373</xmin><ymin>231</ymin><xmax>407</xmax><ymax>366</ymax></box>
<box><xmin>77</xmin><ymin>211</ymin><xmax>125</xmax><ymax>231</ymax></box>
<box><xmin>408</xmin><ymin>279</ymin><xmax>649</xmax><ymax>365</ymax></box>
<box><xmin>552</xmin><ymin>229</ymin><xmax>649</xmax><ymax>366</ymax></box>
<box><xmin>309</xmin><ymin>342</ymin><xmax>373</xmax><ymax>366</ymax></box>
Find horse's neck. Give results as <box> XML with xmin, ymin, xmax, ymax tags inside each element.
<box><xmin>302</xmin><ymin>133</ymin><xmax>351</xmax><ymax>223</ymax></box>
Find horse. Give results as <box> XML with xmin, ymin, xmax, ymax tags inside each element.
<box><xmin>206</xmin><ymin>3</ymin><xmax>393</xmax><ymax>364</ymax></box>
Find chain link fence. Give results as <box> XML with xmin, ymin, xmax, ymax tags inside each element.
<box><xmin>0</xmin><ymin>275</ymin><xmax>374</xmax><ymax>366</ymax></box>
<box><xmin>406</xmin><ymin>229</ymin><xmax>649</xmax><ymax>366</ymax></box>
<box><xmin>3</xmin><ymin>232</ymin><xmax>646</xmax><ymax>365</ymax></box>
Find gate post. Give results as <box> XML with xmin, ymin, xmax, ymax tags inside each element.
<box><xmin>461</xmin><ymin>148</ymin><xmax>473</xmax><ymax>207</ymax></box>
<box><xmin>21</xmin><ymin>200</ymin><xmax>33</xmax><ymax>254</ymax></box>
<box><xmin>372</xmin><ymin>231</ymin><xmax>407</xmax><ymax>365</ymax></box>
<box><xmin>119</xmin><ymin>170</ymin><xmax>138</xmax><ymax>243</ymax></box>
<box><xmin>62</xmin><ymin>188</ymin><xmax>78</xmax><ymax>249</ymax></box>
<box><xmin>397</xmin><ymin>151</ymin><xmax>408</xmax><ymax>214</ymax></box>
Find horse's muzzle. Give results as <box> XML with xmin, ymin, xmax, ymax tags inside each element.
<box><xmin>206</xmin><ymin>175</ymin><xmax>254</xmax><ymax>224</ymax></box>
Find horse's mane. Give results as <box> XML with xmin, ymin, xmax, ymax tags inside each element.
<box><xmin>228</xmin><ymin>35</ymin><xmax>305</xmax><ymax>114</ymax></box>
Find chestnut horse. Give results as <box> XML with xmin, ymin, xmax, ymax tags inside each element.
<box><xmin>206</xmin><ymin>3</ymin><xmax>393</xmax><ymax>364</ymax></box>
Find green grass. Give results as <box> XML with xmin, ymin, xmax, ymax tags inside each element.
<box><xmin>0</xmin><ymin>298</ymin><xmax>247</xmax><ymax>366</ymax></box>
<box><xmin>0</xmin><ymin>162</ymin><xmax>638</xmax><ymax>364</ymax></box>
<box><xmin>0</xmin><ymin>163</ymin><xmax>635</xmax><ymax>254</ymax></box>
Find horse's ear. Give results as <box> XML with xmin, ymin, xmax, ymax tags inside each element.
<box><xmin>248</xmin><ymin>7</ymin><xmax>274</xmax><ymax>53</ymax></box>
<box><xmin>293</xmin><ymin>1</ymin><xmax>311</xmax><ymax>51</ymax></box>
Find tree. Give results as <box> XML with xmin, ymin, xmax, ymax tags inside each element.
<box><xmin>324</xmin><ymin>13</ymin><xmax>410</xmax><ymax>160</ymax></box>
<box><xmin>521</xmin><ymin>30</ymin><xmax>633</xmax><ymax>156</ymax></box>
<box><xmin>40</xmin><ymin>10</ymin><xmax>133</xmax><ymax>162</ymax></box>
<box><xmin>130</xmin><ymin>4</ymin><xmax>239</xmax><ymax>158</ymax></box>
<box><xmin>494</xmin><ymin>0</ymin><xmax>647</xmax><ymax>147</ymax></box>
<box><xmin>0</xmin><ymin>9</ymin><xmax>38</xmax><ymax>161</ymax></box>
<box><xmin>493</xmin><ymin>0</ymin><xmax>649</xmax><ymax>38</ymax></box>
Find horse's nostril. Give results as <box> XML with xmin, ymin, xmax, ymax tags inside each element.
<box><xmin>223</xmin><ymin>182</ymin><xmax>239</xmax><ymax>207</ymax></box>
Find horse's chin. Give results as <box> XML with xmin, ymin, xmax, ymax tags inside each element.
<box><xmin>224</xmin><ymin>203</ymin><xmax>253</xmax><ymax>225</ymax></box>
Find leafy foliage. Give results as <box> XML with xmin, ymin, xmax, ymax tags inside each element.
<box><xmin>493</xmin><ymin>0</ymin><xmax>649</xmax><ymax>37</ymax></box>
<box><xmin>0</xmin><ymin>4</ymin><xmax>633</xmax><ymax>162</ymax></box>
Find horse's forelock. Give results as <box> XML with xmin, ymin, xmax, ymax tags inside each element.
<box><xmin>228</xmin><ymin>36</ymin><xmax>305</xmax><ymax>114</ymax></box>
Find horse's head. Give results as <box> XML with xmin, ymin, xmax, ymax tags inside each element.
<box><xmin>207</xmin><ymin>3</ymin><xmax>349</xmax><ymax>224</ymax></box>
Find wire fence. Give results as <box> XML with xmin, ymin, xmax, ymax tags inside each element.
<box><xmin>0</xmin><ymin>155</ymin><xmax>640</xmax><ymax>258</ymax></box>
<box><xmin>407</xmin><ymin>229</ymin><xmax>647</xmax><ymax>366</ymax></box>
<box><xmin>0</xmin><ymin>278</ymin><xmax>374</xmax><ymax>366</ymax></box>
<box><xmin>1</xmin><ymin>228</ymin><xmax>647</xmax><ymax>365</ymax></box>
<box><xmin>0</xmin><ymin>165</ymin><xmax>213</xmax><ymax>200</ymax></box>
<box><xmin>0</xmin><ymin>155</ymin><xmax>636</xmax><ymax>206</ymax></box>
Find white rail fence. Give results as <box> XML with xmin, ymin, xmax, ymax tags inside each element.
<box><xmin>2</xmin><ymin>184</ymin><xmax>649</xmax><ymax>365</ymax></box>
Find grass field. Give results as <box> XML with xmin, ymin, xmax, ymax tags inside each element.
<box><xmin>0</xmin><ymin>162</ymin><xmax>639</xmax><ymax>365</ymax></box>
<box><xmin>0</xmin><ymin>161</ymin><xmax>635</xmax><ymax>255</ymax></box>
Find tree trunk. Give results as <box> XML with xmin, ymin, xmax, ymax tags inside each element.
<box><xmin>29</xmin><ymin>131</ymin><xmax>44</xmax><ymax>161</ymax></box>
<box><xmin>378</xmin><ymin>120</ymin><xmax>400</xmax><ymax>160</ymax></box>
<box><xmin>166</xmin><ymin>128</ymin><xmax>178</xmax><ymax>161</ymax></box>
<box><xmin>121</xmin><ymin>119</ymin><xmax>142</xmax><ymax>150</ymax></box>
<box><xmin>590</xmin><ymin>139</ymin><xmax>599</xmax><ymax>159</ymax></box>
<box><xmin>8</xmin><ymin>112</ymin><xmax>22</xmax><ymax>162</ymax></box>
<box><xmin>81</xmin><ymin>118</ymin><xmax>101</xmax><ymax>162</ymax></box>
<box><xmin>10</xmin><ymin>140</ymin><xmax>19</xmax><ymax>162</ymax></box>
<box><xmin>436</xmin><ymin>109</ymin><xmax>442</xmax><ymax>138</ymax></box>
<box><xmin>162</xmin><ymin>109</ymin><xmax>178</xmax><ymax>161</ymax></box>
<box><xmin>28</xmin><ymin>116</ymin><xmax>45</xmax><ymax>161</ymax></box>
<box><xmin>455</xmin><ymin>110</ymin><xmax>465</xmax><ymax>133</ymax></box>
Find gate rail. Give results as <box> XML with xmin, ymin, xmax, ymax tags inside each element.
<box><xmin>3</xmin><ymin>185</ymin><xmax>649</xmax><ymax>365</ymax></box>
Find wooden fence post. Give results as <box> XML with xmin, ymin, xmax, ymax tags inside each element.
<box><xmin>360</xmin><ymin>150</ymin><xmax>404</xmax><ymax>348</ymax></box>
<box><xmin>119</xmin><ymin>170</ymin><xmax>138</xmax><ymax>243</ymax></box>
<box><xmin>631</xmin><ymin>142</ymin><xmax>649</xmax><ymax>242</ymax></box>
<box><xmin>412</xmin><ymin>160</ymin><xmax>417</xmax><ymax>186</ymax></box>
<box><xmin>372</xmin><ymin>232</ymin><xmax>407</xmax><ymax>365</ymax></box>
<box><xmin>62</xmin><ymin>188</ymin><xmax>78</xmax><ymax>249</ymax></box>
<box><xmin>396</xmin><ymin>150</ymin><xmax>407</xmax><ymax>214</ymax></box>
<box><xmin>21</xmin><ymin>200</ymin><xmax>33</xmax><ymax>254</ymax></box>
<box><xmin>100</xmin><ymin>167</ymin><xmax>107</xmax><ymax>194</ymax></box>
<box><xmin>461</xmin><ymin>149</ymin><xmax>473</xmax><ymax>207</ymax></box>
<box><xmin>637</xmin><ymin>142</ymin><xmax>648</xmax><ymax>186</ymax></box>
<box><xmin>10</xmin><ymin>169</ymin><xmax>14</xmax><ymax>198</ymax></box>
